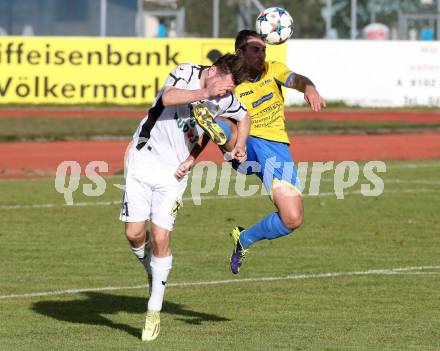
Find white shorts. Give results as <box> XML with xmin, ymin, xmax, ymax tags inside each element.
<box><xmin>119</xmin><ymin>149</ymin><xmax>187</xmax><ymax>231</ymax></box>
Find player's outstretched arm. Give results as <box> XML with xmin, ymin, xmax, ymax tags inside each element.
<box><xmin>162</xmin><ymin>86</ymin><xmax>208</xmax><ymax>106</ymax></box>
<box><xmin>231</xmin><ymin>112</ymin><xmax>251</xmax><ymax>163</ymax></box>
<box><xmin>174</xmin><ymin>133</ymin><xmax>210</xmax><ymax>180</ymax></box>
<box><xmin>287</xmin><ymin>73</ymin><xmax>326</xmax><ymax>112</ymax></box>
<box><xmin>162</xmin><ymin>79</ymin><xmax>235</xmax><ymax>107</ymax></box>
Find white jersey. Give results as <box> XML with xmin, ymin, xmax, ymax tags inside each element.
<box><xmin>131</xmin><ymin>63</ymin><xmax>247</xmax><ymax>168</ymax></box>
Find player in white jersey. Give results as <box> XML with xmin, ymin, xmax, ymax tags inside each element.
<box><xmin>120</xmin><ymin>54</ymin><xmax>251</xmax><ymax>341</ymax></box>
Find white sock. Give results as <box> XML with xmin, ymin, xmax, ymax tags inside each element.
<box><xmin>129</xmin><ymin>242</ymin><xmax>152</xmax><ymax>275</ymax></box>
<box><xmin>130</xmin><ymin>243</ymin><xmax>145</xmax><ymax>260</ymax></box>
<box><xmin>147</xmin><ymin>255</ymin><xmax>172</xmax><ymax>312</ymax></box>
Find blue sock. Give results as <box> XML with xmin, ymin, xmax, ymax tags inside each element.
<box><xmin>240</xmin><ymin>212</ymin><xmax>293</xmax><ymax>249</ymax></box>
<box><xmin>215</xmin><ymin>119</ymin><xmax>231</xmax><ymax>142</ymax></box>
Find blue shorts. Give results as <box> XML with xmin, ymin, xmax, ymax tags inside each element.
<box><xmin>231</xmin><ymin>136</ymin><xmax>301</xmax><ymax>193</ymax></box>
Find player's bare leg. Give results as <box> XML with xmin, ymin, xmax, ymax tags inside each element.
<box><xmin>149</xmin><ymin>223</ymin><xmax>172</xmax><ymax>257</ymax></box>
<box><xmin>141</xmin><ymin>223</ymin><xmax>173</xmax><ymax>341</ymax></box>
<box><xmin>125</xmin><ymin>221</ymin><xmax>146</xmax><ymax>248</ymax></box>
<box><xmin>272</xmin><ymin>182</ymin><xmax>303</xmax><ymax>229</ymax></box>
<box><xmin>125</xmin><ymin>222</ymin><xmax>152</xmax><ymax>282</ymax></box>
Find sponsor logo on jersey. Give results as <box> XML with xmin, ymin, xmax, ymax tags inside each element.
<box><xmin>252</xmin><ymin>92</ymin><xmax>274</xmax><ymax>108</ymax></box>
<box><xmin>174</xmin><ymin>107</ymin><xmax>198</xmax><ymax>144</ymax></box>
<box><xmin>259</xmin><ymin>78</ymin><xmax>272</xmax><ymax>87</ymax></box>
<box><xmin>239</xmin><ymin>90</ymin><xmax>254</xmax><ymax>98</ymax></box>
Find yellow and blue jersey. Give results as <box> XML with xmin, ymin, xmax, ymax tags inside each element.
<box><xmin>235</xmin><ymin>60</ymin><xmax>294</xmax><ymax>144</ymax></box>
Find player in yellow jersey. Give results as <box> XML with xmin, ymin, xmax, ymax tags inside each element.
<box><xmin>214</xmin><ymin>30</ymin><xmax>326</xmax><ymax>274</ymax></box>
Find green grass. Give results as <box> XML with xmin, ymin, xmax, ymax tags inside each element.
<box><xmin>286</xmin><ymin>101</ymin><xmax>440</xmax><ymax>111</ymax></box>
<box><xmin>1</xmin><ymin>118</ymin><xmax>440</xmax><ymax>142</ymax></box>
<box><xmin>1</xmin><ymin>160</ymin><xmax>440</xmax><ymax>350</ymax></box>
<box><xmin>0</xmin><ymin>118</ymin><xmax>138</xmax><ymax>141</ymax></box>
<box><xmin>1</xmin><ymin>101</ymin><xmax>440</xmax><ymax>110</ymax></box>
<box><xmin>285</xmin><ymin>120</ymin><xmax>440</xmax><ymax>135</ymax></box>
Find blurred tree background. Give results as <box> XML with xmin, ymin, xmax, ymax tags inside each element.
<box><xmin>173</xmin><ymin>0</ymin><xmax>439</xmax><ymax>39</ymax></box>
<box><xmin>179</xmin><ymin>0</ymin><xmax>326</xmax><ymax>38</ymax></box>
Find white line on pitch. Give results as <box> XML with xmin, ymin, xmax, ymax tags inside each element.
<box><xmin>0</xmin><ymin>188</ymin><xmax>434</xmax><ymax>210</ymax></box>
<box><xmin>1</xmin><ymin>265</ymin><xmax>439</xmax><ymax>301</ymax></box>
<box><xmin>384</xmin><ymin>179</ymin><xmax>440</xmax><ymax>185</ymax></box>
<box><xmin>323</xmin><ymin>179</ymin><xmax>440</xmax><ymax>185</ymax></box>
<box><xmin>390</xmin><ymin>163</ymin><xmax>440</xmax><ymax>169</ymax></box>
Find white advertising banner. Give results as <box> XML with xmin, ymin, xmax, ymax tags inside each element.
<box><xmin>285</xmin><ymin>40</ymin><xmax>440</xmax><ymax>107</ymax></box>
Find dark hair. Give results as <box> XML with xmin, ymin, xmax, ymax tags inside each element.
<box><xmin>212</xmin><ymin>53</ymin><xmax>249</xmax><ymax>85</ymax></box>
<box><xmin>235</xmin><ymin>29</ymin><xmax>261</xmax><ymax>50</ymax></box>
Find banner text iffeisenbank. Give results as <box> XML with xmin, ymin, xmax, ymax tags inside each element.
<box><xmin>0</xmin><ymin>37</ymin><xmax>286</xmax><ymax>105</ymax></box>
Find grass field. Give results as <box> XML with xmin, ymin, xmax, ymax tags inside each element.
<box><xmin>1</xmin><ymin>159</ymin><xmax>439</xmax><ymax>350</ymax></box>
<box><xmin>1</xmin><ymin>117</ymin><xmax>440</xmax><ymax>141</ymax></box>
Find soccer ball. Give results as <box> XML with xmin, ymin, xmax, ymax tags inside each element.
<box><xmin>255</xmin><ymin>7</ymin><xmax>294</xmax><ymax>45</ymax></box>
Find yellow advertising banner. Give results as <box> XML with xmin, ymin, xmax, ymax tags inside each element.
<box><xmin>0</xmin><ymin>37</ymin><xmax>286</xmax><ymax>105</ymax></box>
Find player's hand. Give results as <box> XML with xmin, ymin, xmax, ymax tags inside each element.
<box><xmin>205</xmin><ymin>78</ymin><xmax>235</xmax><ymax>99</ymax></box>
<box><xmin>175</xmin><ymin>158</ymin><xmax>195</xmax><ymax>181</ymax></box>
<box><xmin>304</xmin><ymin>86</ymin><xmax>326</xmax><ymax>112</ymax></box>
<box><xmin>231</xmin><ymin>144</ymin><xmax>247</xmax><ymax>163</ymax></box>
